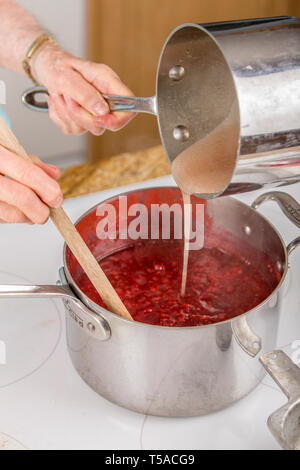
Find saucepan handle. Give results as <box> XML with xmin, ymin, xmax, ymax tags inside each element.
<box><xmin>252</xmin><ymin>191</ymin><xmax>300</xmax><ymax>227</ymax></box>
<box><xmin>0</xmin><ymin>283</ymin><xmax>71</xmax><ymax>298</ymax></box>
<box><xmin>0</xmin><ymin>280</ymin><xmax>111</xmax><ymax>341</ymax></box>
<box><xmin>234</xmin><ymin>191</ymin><xmax>300</xmax><ymax>359</ymax></box>
<box><xmin>103</xmin><ymin>94</ymin><xmax>157</xmax><ymax>114</ymax></box>
<box><xmin>260</xmin><ymin>350</ymin><xmax>300</xmax><ymax>450</ymax></box>
<box><xmin>251</xmin><ymin>191</ymin><xmax>300</xmax><ymax>255</ymax></box>
<box><xmin>253</xmin><ymin>192</ymin><xmax>300</xmax><ymax>448</ymax></box>
<box><xmin>22</xmin><ymin>86</ymin><xmax>157</xmax><ymax>115</ymax></box>
<box><xmin>21</xmin><ymin>86</ymin><xmax>49</xmax><ymax>112</ymax></box>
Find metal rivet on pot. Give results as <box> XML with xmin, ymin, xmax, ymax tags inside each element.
<box><xmin>87</xmin><ymin>323</ymin><xmax>96</xmax><ymax>333</ymax></box>
<box><xmin>169</xmin><ymin>65</ymin><xmax>185</xmax><ymax>81</ymax></box>
<box><xmin>173</xmin><ymin>125</ymin><xmax>190</xmax><ymax>142</ymax></box>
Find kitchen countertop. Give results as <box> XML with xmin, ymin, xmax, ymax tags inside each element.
<box><xmin>59</xmin><ymin>145</ymin><xmax>171</xmax><ymax>199</ymax></box>
<box><xmin>0</xmin><ymin>175</ymin><xmax>300</xmax><ymax>450</ymax></box>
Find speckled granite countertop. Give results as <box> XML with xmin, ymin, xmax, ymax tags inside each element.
<box><xmin>59</xmin><ymin>145</ymin><xmax>171</xmax><ymax>199</ymax></box>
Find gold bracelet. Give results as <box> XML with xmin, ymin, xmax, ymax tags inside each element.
<box><xmin>22</xmin><ymin>34</ymin><xmax>57</xmax><ymax>86</ymax></box>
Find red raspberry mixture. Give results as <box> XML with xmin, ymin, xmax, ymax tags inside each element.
<box><xmin>76</xmin><ymin>240</ymin><xmax>281</xmax><ymax>327</ymax></box>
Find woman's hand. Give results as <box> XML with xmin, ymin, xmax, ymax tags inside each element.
<box><xmin>0</xmin><ymin>146</ymin><xmax>63</xmax><ymax>224</ymax></box>
<box><xmin>31</xmin><ymin>43</ymin><xmax>135</xmax><ymax>136</ymax></box>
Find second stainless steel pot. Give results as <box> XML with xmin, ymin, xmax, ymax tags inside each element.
<box><xmin>0</xmin><ymin>188</ymin><xmax>299</xmax><ymax>417</ymax></box>
<box><xmin>22</xmin><ymin>16</ymin><xmax>300</xmax><ymax>197</ymax></box>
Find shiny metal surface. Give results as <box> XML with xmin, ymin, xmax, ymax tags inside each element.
<box><xmin>168</xmin><ymin>65</ymin><xmax>185</xmax><ymax>81</ymax></box>
<box><xmin>259</xmin><ymin>231</ymin><xmax>300</xmax><ymax>450</ymax></box>
<box><xmin>252</xmin><ymin>191</ymin><xmax>300</xmax><ymax>227</ymax></box>
<box><xmin>204</xmin><ymin>17</ymin><xmax>300</xmax><ymax>155</ymax></box>
<box><xmin>22</xmin><ymin>17</ymin><xmax>300</xmax><ymax>198</ymax></box>
<box><xmin>223</xmin><ymin>150</ymin><xmax>300</xmax><ymax>196</ymax></box>
<box><xmin>0</xmin><ymin>276</ymin><xmax>111</xmax><ymax>341</ymax></box>
<box><xmin>260</xmin><ymin>350</ymin><xmax>300</xmax><ymax>450</ymax></box>
<box><xmin>252</xmin><ymin>191</ymin><xmax>300</xmax><ymax>255</ymax></box>
<box><xmin>102</xmin><ymin>94</ymin><xmax>157</xmax><ymax>114</ymax></box>
<box><xmin>0</xmin><ymin>188</ymin><xmax>299</xmax><ymax>416</ymax></box>
<box><xmin>287</xmin><ymin>236</ymin><xmax>300</xmax><ymax>256</ymax></box>
<box><xmin>158</xmin><ymin>17</ymin><xmax>300</xmax><ymax>197</ymax></box>
<box><xmin>22</xmin><ymin>89</ymin><xmax>158</xmax><ymax>115</ymax></box>
<box><xmin>22</xmin><ymin>86</ymin><xmax>49</xmax><ymax>112</ymax></box>
<box><xmin>60</xmin><ymin>188</ymin><xmax>298</xmax><ymax>417</ymax></box>
<box><xmin>232</xmin><ymin>316</ymin><xmax>262</xmax><ymax>358</ymax></box>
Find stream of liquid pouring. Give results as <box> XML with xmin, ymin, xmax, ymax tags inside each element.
<box><xmin>173</xmin><ymin>101</ymin><xmax>239</xmax><ymax>297</ymax></box>
<box><xmin>180</xmin><ymin>191</ymin><xmax>192</xmax><ymax>297</ymax></box>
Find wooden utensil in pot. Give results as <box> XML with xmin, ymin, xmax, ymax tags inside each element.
<box><xmin>0</xmin><ymin>117</ymin><xmax>133</xmax><ymax>321</ymax></box>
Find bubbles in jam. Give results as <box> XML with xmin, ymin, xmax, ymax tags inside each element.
<box><xmin>76</xmin><ymin>240</ymin><xmax>281</xmax><ymax>327</ymax></box>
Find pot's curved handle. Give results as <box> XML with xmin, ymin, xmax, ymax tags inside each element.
<box><xmin>0</xmin><ymin>278</ymin><xmax>111</xmax><ymax>341</ymax></box>
<box><xmin>232</xmin><ymin>316</ymin><xmax>262</xmax><ymax>357</ymax></box>
<box><xmin>103</xmin><ymin>94</ymin><xmax>157</xmax><ymax>114</ymax></box>
<box><xmin>252</xmin><ymin>191</ymin><xmax>300</xmax><ymax>255</ymax></box>
<box><xmin>235</xmin><ymin>191</ymin><xmax>300</xmax><ymax>359</ymax></box>
<box><xmin>287</xmin><ymin>236</ymin><xmax>300</xmax><ymax>256</ymax></box>
<box><xmin>21</xmin><ymin>86</ymin><xmax>49</xmax><ymax>112</ymax></box>
<box><xmin>216</xmin><ymin>312</ymin><xmax>262</xmax><ymax>358</ymax></box>
<box><xmin>22</xmin><ymin>86</ymin><xmax>157</xmax><ymax>115</ymax></box>
<box><xmin>252</xmin><ymin>191</ymin><xmax>300</xmax><ymax>228</ymax></box>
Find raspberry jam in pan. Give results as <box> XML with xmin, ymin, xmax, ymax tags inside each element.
<box><xmin>75</xmin><ymin>241</ymin><xmax>280</xmax><ymax>327</ymax></box>
<box><xmin>66</xmin><ymin>188</ymin><xmax>282</xmax><ymax>328</ymax></box>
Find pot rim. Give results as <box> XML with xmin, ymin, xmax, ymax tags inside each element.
<box><xmin>63</xmin><ymin>185</ymin><xmax>288</xmax><ymax>331</ymax></box>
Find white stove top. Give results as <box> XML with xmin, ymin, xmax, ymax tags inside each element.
<box><xmin>0</xmin><ymin>175</ymin><xmax>299</xmax><ymax>451</ymax></box>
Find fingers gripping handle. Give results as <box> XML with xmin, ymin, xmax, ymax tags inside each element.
<box><xmin>22</xmin><ymin>87</ymin><xmax>157</xmax><ymax>114</ymax></box>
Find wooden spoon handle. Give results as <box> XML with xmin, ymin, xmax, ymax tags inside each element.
<box><xmin>0</xmin><ymin>117</ymin><xmax>133</xmax><ymax>321</ymax></box>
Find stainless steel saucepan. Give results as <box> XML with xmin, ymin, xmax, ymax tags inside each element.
<box><xmin>0</xmin><ymin>188</ymin><xmax>299</xmax><ymax>424</ymax></box>
<box><xmin>22</xmin><ymin>16</ymin><xmax>300</xmax><ymax>197</ymax></box>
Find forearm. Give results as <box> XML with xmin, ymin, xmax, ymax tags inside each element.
<box><xmin>0</xmin><ymin>0</ymin><xmax>43</xmax><ymax>74</ymax></box>
<box><xmin>0</xmin><ymin>0</ymin><xmax>134</xmax><ymax>137</ymax></box>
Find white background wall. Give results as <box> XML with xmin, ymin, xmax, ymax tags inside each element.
<box><xmin>0</xmin><ymin>0</ymin><xmax>86</xmax><ymax>165</ymax></box>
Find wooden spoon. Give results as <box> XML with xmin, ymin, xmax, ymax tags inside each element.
<box><xmin>0</xmin><ymin>117</ymin><xmax>133</xmax><ymax>321</ymax></box>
